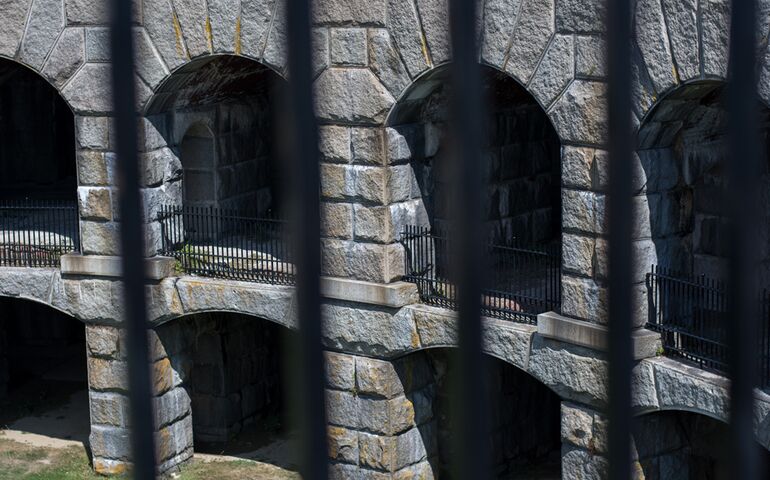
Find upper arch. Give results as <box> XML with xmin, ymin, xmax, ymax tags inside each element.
<box><xmin>142</xmin><ymin>54</ymin><xmax>286</xmax><ymax>116</ymax></box>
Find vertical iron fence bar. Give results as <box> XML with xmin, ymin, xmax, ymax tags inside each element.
<box><xmin>606</xmin><ymin>0</ymin><xmax>633</xmax><ymax>474</ymax></box>
<box><xmin>108</xmin><ymin>0</ymin><xmax>157</xmax><ymax>476</ymax></box>
<box><xmin>727</xmin><ymin>0</ymin><xmax>761</xmax><ymax>475</ymax></box>
<box><xmin>286</xmin><ymin>0</ymin><xmax>328</xmax><ymax>476</ymax></box>
<box><xmin>447</xmin><ymin>0</ymin><xmax>489</xmax><ymax>475</ymax></box>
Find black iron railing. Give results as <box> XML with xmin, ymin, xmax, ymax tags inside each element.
<box><xmin>646</xmin><ymin>265</ymin><xmax>770</xmax><ymax>386</ymax></box>
<box><xmin>400</xmin><ymin>225</ymin><xmax>561</xmax><ymax>324</ymax></box>
<box><xmin>0</xmin><ymin>199</ymin><xmax>80</xmax><ymax>267</ymax></box>
<box><xmin>157</xmin><ymin>205</ymin><xmax>295</xmax><ymax>285</ymax></box>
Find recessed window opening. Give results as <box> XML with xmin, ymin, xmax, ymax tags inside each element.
<box><xmin>0</xmin><ymin>59</ymin><xmax>79</xmax><ymax>266</ymax></box>
<box><xmin>391</xmin><ymin>65</ymin><xmax>562</xmax><ymax>323</ymax></box>
<box><xmin>0</xmin><ymin>298</ymin><xmax>89</xmax><ymax>454</ymax></box>
<box><xmin>155</xmin><ymin>313</ymin><xmax>297</xmax><ymax>474</ymax></box>
<box><xmin>398</xmin><ymin>349</ymin><xmax>562</xmax><ymax>478</ymax></box>
<box><xmin>639</xmin><ymin>81</ymin><xmax>770</xmax><ymax>379</ymax></box>
<box><xmin>633</xmin><ymin>410</ymin><xmax>770</xmax><ymax>479</ymax></box>
<box><xmin>147</xmin><ymin>56</ymin><xmax>293</xmax><ymax>284</ymax></box>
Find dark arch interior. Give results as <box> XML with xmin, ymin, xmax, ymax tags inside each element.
<box><xmin>146</xmin><ymin>56</ymin><xmax>287</xmax><ymax>217</ymax></box>
<box><xmin>636</xmin><ymin>81</ymin><xmax>770</xmax><ymax>286</ymax></box>
<box><xmin>398</xmin><ymin>349</ymin><xmax>562</xmax><ymax>478</ymax></box>
<box><xmin>388</xmin><ymin>65</ymin><xmax>562</xmax><ymax>246</ymax></box>
<box><xmin>633</xmin><ymin>410</ymin><xmax>770</xmax><ymax>479</ymax></box>
<box><xmin>155</xmin><ymin>312</ymin><xmax>297</xmax><ymax>469</ymax></box>
<box><xmin>0</xmin><ymin>298</ymin><xmax>89</xmax><ymax>445</ymax></box>
<box><xmin>0</xmin><ymin>60</ymin><xmax>75</xmax><ymax>200</ymax></box>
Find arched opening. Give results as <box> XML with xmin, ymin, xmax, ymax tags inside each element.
<box><xmin>637</xmin><ymin>82</ymin><xmax>770</xmax><ymax>377</ymax></box>
<box><xmin>148</xmin><ymin>56</ymin><xmax>293</xmax><ymax>283</ymax></box>
<box><xmin>0</xmin><ymin>60</ymin><xmax>78</xmax><ymax>266</ymax></box>
<box><xmin>180</xmin><ymin>123</ymin><xmax>216</xmax><ymax>209</ymax></box>
<box><xmin>391</xmin><ymin>348</ymin><xmax>562</xmax><ymax>478</ymax></box>
<box><xmin>633</xmin><ymin>410</ymin><xmax>770</xmax><ymax>478</ymax></box>
<box><xmin>0</xmin><ymin>298</ymin><xmax>89</xmax><ymax>454</ymax></box>
<box><xmin>390</xmin><ymin>65</ymin><xmax>562</xmax><ymax>323</ymax></box>
<box><xmin>153</xmin><ymin>312</ymin><xmax>297</xmax><ymax>474</ymax></box>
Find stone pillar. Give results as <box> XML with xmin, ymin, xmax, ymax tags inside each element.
<box><xmin>85</xmin><ymin>324</ymin><xmax>133</xmax><ymax>475</ymax></box>
<box><xmin>86</xmin><ymin>323</ymin><xmax>194</xmax><ymax>476</ymax></box>
<box><xmin>75</xmin><ymin>116</ymin><xmax>122</xmax><ymax>256</ymax></box>
<box><xmin>325</xmin><ymin>351</ymin><xmax>437</xmax><ymax>478</ymax></box>
<box><xmin>561</xmin><ymin>402</ymin><xmax>609</xmax><ymax>480</ymax></box>
<box><xmin>147</xmin><ymin>320</ymin><xmax>195</xmax><ymax>473</ymax></box>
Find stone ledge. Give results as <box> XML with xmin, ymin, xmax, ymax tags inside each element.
<box><xmin>320</xmin><ymin>276</ymin><xmax>419</xmax><ymax>308</ymax></box>
<box><xmin>61</xmin><ymin>254</ymin><xmax>176</xmax><ymax>280</ymax></box>
<box><xmin>537</xmin><ymin>311</ymin><xmax>661</xmax><ymax>360</ymax></box>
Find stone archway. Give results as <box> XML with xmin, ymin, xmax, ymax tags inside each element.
<box><xmin>633</xmin><ymin>81</ymin><xmax>770</xmax><ymax>286</ymax></box>
<box><xmin>150</xmin><ymin>311</ymin><xmax>298</xmax><ymax>474</ymax></box>
<box><xmin>325</xmin><ymin>344</ymin><xmax>563</xmax><ymax>479</ymax></box>
<box><xmin>633</xmin><ymin>409</ymin><xmax>770</xmax><ymax>478</ymax></box>
<box><xmin>0</xmin><ymin>297</ymin><xmax>90</xmax><ymax>453</ymax></box>
<box><xmin>0</xmin><ymin>58</ymin><xmax>79</xmax><ymax>266</ymax></box>
<box><xmin>385</xmin><ymin>64</ymin><xmax>562</xmax><ymax>323</ymax></box>
<box><xmin>141</xmin><ymin>55</ymin><xmax>288</xmax><ymax>259</ymax></box>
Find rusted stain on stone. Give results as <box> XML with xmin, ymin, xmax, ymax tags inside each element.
<box><xmin>172</xmin><ymin>12</ymin><xmax>187</xmax><ymax>58</ymax></box>
<box><xmin>234</xmin><ymin>15</ymin><xmax>242</xmax><ymax>55</ymax></box>
<box><xmin>205</xmin><ymin>15</ymin><xmax>214</xmax><ymax>52</ymax></box>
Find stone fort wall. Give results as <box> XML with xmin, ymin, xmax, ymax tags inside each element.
<box><xmin>2</xmin><ymin>0</ymin><xmax>770</xmax><ymax>477</ymax></box>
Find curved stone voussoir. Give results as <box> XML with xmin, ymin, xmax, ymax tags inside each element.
<box><xmin>414</xmin><ymin>0</ymin><xmax>449</xmax><ymax>66</ymax></box>
<box><xmin>701</xmin><ymin>0</ymin><xmax>729</xmax><ymax>79</ymax></box>
<box><xmin>368</xmin><ymin>28</ymin><xmax>411</xmax><ymax>98</ymax></box>
<box><xmin>240</xmin><ymin>0</ymin><xmax>276</xmax><ymax>60</ymax></box>
<box><xmin>634</xmin><ymin>0</ymin><xmax>677</xmax><ymax>94</ymax></box>
<box><xmin>172</xmin><ymin>276</ymin><xmax>296</xmax><ymax>328</ymax></box>
<box><xmin>144</xmin><ymin>0</ymin><xmax>189</xmax><ymax>71</ymax></box>
<box><xmin>145</xmin><ymin>278</ymin><xmax>184</xmax><ymax>324</ymax></box>
<box><xmin>42</xmin><ymin>27</ymin><xmax>85</xmax><ymax>89</ymax></box>
<box><xmin>0</xmin><ymin>267</ymin><xmax>62</xmax><ymax>311</ymax></box>
<box><xmin>386</xmin><ymin>0</ymin><xmax>431</xmax><ymax>78</ymax></box>
<box><xmin>207</xmin><ymin>0</ymin><xmax>239</xmax><ymax>53</ymax></box>
<box><xmin>528</xmin><ymin>335</ymin><xmax>608</xmax><ymax>406</ymax></box>
<box><xmin>61</xmin><ymin>63</ymin><xmax>113</xmax><ymax>114</ymax></box>
<box><xmin>0</xmin><ymin>0</ymin><xmax>33</xmax><ymax>58</ymax></box>
<box><xmin>321</xmin><ymin>301</ymin><xmax>420</xmax><ymax>357</ymax></box>
<box><xmin>53</xmin><ymin>278</ymin><xmax>125</xmax><ymax>323</ymax></box>
<box><xmin>314</xmin><ymin>68</ymin><xmax>395</xmax><ymax>125</ymax></box>
<box><xmin>18</xmin><ymin>0</ymin><xmax>63</xmax><ymax>71</ymax></box>
<box><xmin>640</xmin><ymin>357</ymin><xmax>770</xmax><ymax>452</ymax></box>
<box><xmin>503</xmin><ymin>0</ymin><xmax>554</xmax><ymax>85</ymax></box>
<box><xmin>172</xmin><ymin>0</ymin><xmax>211</xmax><ymax>59</ymax></box>
<box><xmin>480</xmin><ymin>0</ymin><xmax>520</xmax><ymax>69</ymax></box>
<box><xmin>529</xmin><ymin>34</ymin><xmax>574</xmax><ymax>109</ymax></box>
<box><xmin>631</xmin><ymin>46</ymin><xmax>657</xmax><ymax>121</ymax></box>
<box><xmin>261</xmin><ymin>0</ymin><xmax>288</xmax><ymax>73</ymax></box>
<box><xmin>134</xmin><ymin>28</ymin><xmax>170</xmax><ymax>92</ymax></box>
<box><xmin>405</xmin><ymin>304</ymin><xmax>536</xmax><ymax>372</ymax></box>
<box><xmin>646</xmin><ymin>356</ymin><xmax>729</xmax><ymax>422</ymax></box>
<box><xmin>661</xmin><ymin>0</ymin><xmax>700</xmax><ymax>82</ymax></box>
<box><xmin>548</xmin><ymin>79</ymin><xmax>608</xmax><ymax>146</ymax></box>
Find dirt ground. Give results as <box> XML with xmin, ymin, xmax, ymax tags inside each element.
<box><xmin>0</xmin><ymin>348</ymin><xmax>300</xmax><ymax>479</ymax></box>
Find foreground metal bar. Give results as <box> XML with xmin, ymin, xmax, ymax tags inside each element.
<box><xmin>727</xmin><ymin>0</ymin><xmax>762</xmax><ymax>477</ymax></box>
<box><xmin>108</xmin><ymin>0</ymin><xmax>157</xmax><ymax>477</ymax></box>
<box><xmin>447</xmin><ymin>0</ymin><xmax>489</xmax><ymax>476</ymax></box>
<box><xmin>286</xmin><ymin>0</ymin><xmax>328</xmax><ymax>477</ymax></box>
<box><xmin>606</xmin><ymin>0</ymin><xmax>633</xmax><ymax>476</ymax></box>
